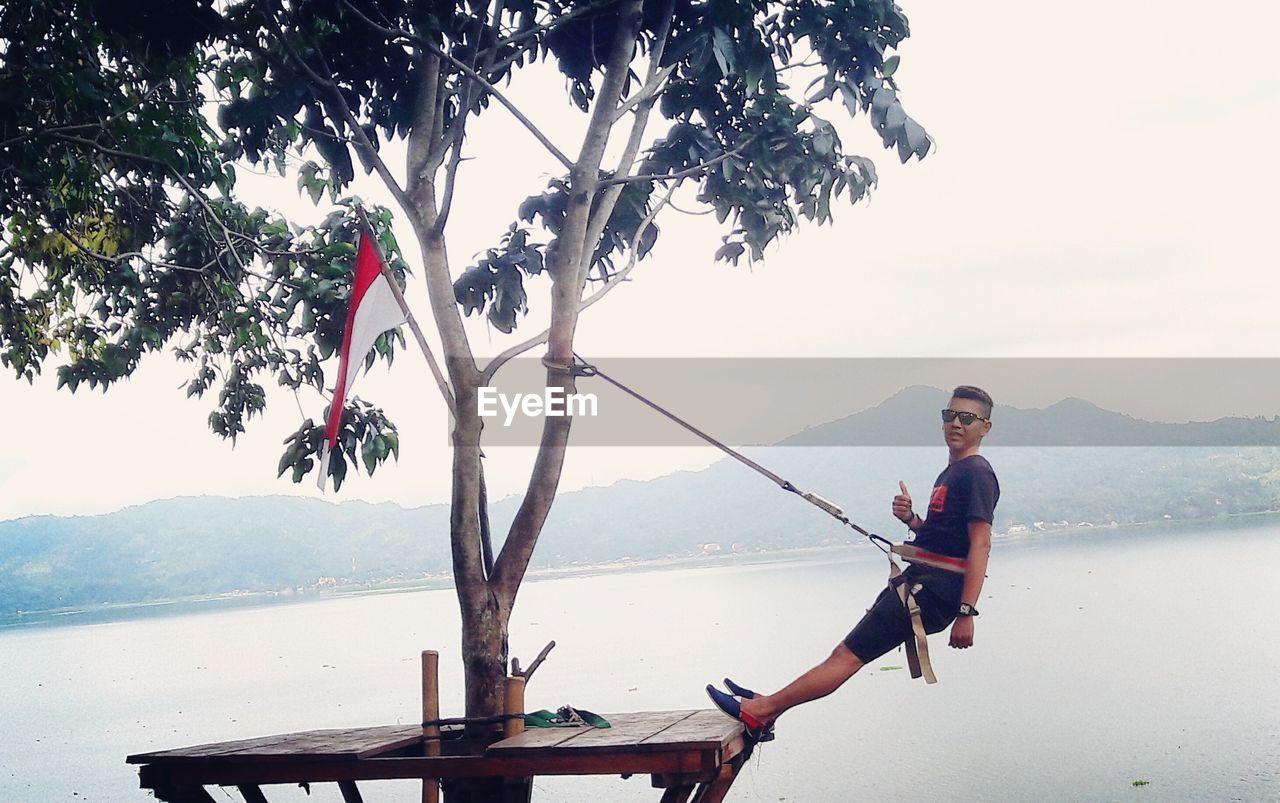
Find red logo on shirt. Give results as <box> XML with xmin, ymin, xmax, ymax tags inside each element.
<box><xmin>929</xmin><ymin>485</ymin><xmax>948</xmax><ymax>513</ymax></box>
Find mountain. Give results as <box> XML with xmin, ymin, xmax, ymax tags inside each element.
<box><xmin>782</xmin><ymin>386</ymin><xmax>1280</xmax><ymax>446</ymax></box>
<box><xmin>4</xmin><ymin>388</ymin><xmax>1280</xmax><ymax>616</ymax></box>
<box><xmin>0</xmin><ymin>497</ymin><xmax>449</xmax><ymax>613</ymax></box>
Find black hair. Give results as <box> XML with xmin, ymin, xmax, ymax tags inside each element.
<box><xmin>951</xmin><ymin>385</ymin><xmax>993</xmax><ymax>419</ymax></box>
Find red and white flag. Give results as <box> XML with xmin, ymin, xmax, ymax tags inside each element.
<box><xmin>317</xmin><ymin>230</ymin><xmax>407</xmax><ymax>490</ymax></box>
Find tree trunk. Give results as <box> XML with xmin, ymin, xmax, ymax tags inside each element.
<box><xmin>404</xmin><ymin>212</ymin><xmax>510</xmax><ymax>730</ymax></box>
<box><xmin>443</xmin><ymin>364</ymin><xmax>516</xmax><ymax>801</ymax></box>
<box><xmin>395</xmin><ymin>11</ymin><xmax>645</xmax><ymax>796</ymax></box>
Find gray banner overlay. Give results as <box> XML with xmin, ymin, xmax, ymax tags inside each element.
<box><xmin>457</xmin><ymin>358</ymin><xmax>1280</xmax><ymax>447</ymax></box>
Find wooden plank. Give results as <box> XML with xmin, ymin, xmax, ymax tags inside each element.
<box><xmin>134</xmin><ymin>711</ymin><xmax>712</xmax><ymax>765</ymax></box>
<box><xmin>235</xmin><ymin>785</ymin><xmax>269</xmax><ymax>803</ymax></box>
<box><xmin>484</xmin><ymin>725</ymin><xmax>585</xmax><ymax>754</ymax></box>
<box><xmin>352</xmin><ymin>728</ymin><xmax>435</xmax><ymax>759</ymax></box>
<box><xmin>170</xmin><ymin>726</ymin><xmax>412</xmax><ymax>758</ymax></box>
<box><xmin>129</xmin><ymin>726</ymin><xmax>428</xmax><ymax>764</ymax></box>
<box><xmin>129</xmin><ymin>710</ymin><xmax>734</xmax><ymax>794</ymax></box>
<box><xmin>138</xmin><ymin>734</ymin><xmax>294</xmax><ymax>760</ymax></box>
<box><xmin>637</xmin><ymin>711</ymin><xmax>741</xmax><ymax>753</ymax></box>
<box><xmin>548</xmin><ymin>712</ymin><xmax>699</xmax><ymax>755</ymax></box>
<box><xmin>488</xmin><ymin>712</ymin><xmax>698</xmax><ymax>758</ymax></box>
<box><xmin>138</xmin><ymin>751</ymin><xmax>708</xmax><ymax>787</ymax></box>
<box><xmin>133</xmin><ymin>729</ymin><xmax>348</xmax><ymax>761</ymax></box>
<box><xmin>337</xmin><ymin>779</ymin><xmax>364</xmax><ymax>803</ymax></box>
<box><xmin>717</xmin><ymin>733</ymin><xmax>746</xmax><ymax>766</ymax></box>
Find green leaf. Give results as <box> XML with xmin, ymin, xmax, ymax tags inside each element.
<box><xmin>882</xmin><ymin>55</ymin><xmax>901</xmax><ymax>77</ymax></box>
<box><xmin>711</xmin><ymin>28</ymin><xmax>735</xmax><ymax>78</ymax></box>
<box><xmin>277</xmin><ymin>446</ymin><xmax>296</xmax><ymax>477</ymax></box>
<box><xmin>901</xmin><ymin>119</ymin><xmax>929</xmax><ymax>162</ymax></box>
<box><xmin>661</xmin><ymin>30</ymin><xmax>709</xmax><ymax>67</ymax></box>
<box><xmin>331</xmin><ymin>451</ymin><xmax>347</xmax><ymax>490</ymax></box>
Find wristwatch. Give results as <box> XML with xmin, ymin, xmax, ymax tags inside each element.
<box><xmin>957</xmin><ymin>603</ymin><xmax>979</xmax><ymax>617</ymax></box>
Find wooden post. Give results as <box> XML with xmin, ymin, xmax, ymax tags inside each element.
<box><xmin>503</xmin><ymin>676</ymin><xmax>526</xmax><ymax>739</ymax></box>
<box><xmin>338</xmin><ymin>779</ymin><xmax>366</xmax><ymax>803</ymax></box>
<box><xmin>421</xmin><ymin>650</ymin><xmax>440</xmax><ymax>803</ymax></box>
<box><xmin>236</xmin><ymin>786</ymin><xmax>269</xmax><ymax>803</ymax></box>
<box><xmin>501</xmin><ymin>675</ymin><xmax>531</xmax><ymax>803</ymax></box>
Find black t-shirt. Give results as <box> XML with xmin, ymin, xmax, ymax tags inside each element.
<box><xmin>903</xmin><ymin>454</ymin><xmax>999</xmax><ymax>605</ymax></box>
<box><xmin>911</xmin><ymin>454</ymin><xmax>1000</xmax><ymax>560</ymax></box>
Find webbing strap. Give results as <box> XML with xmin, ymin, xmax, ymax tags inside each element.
<box><xmin>890</xmin><ymin>543</ymin><xmax>967</xmax><ymax>574</ymax></box>
<box><xmin>905</xmin><ymin>585</ymin><xmax>937</xmax><ymax>684</ymax></box>
<box><xmin>575</xmin><ymin>353</ymin><xmax>788</xmax><ymax>485</ymax></box>
<box><xmin>571</xmin><ymin>353</ymin><xmax>879</xmax><ymax>542</ymax></box>
<box><xmin>889</xmin><ymin>558</ymin><xmax>938</xmax><ymax>684</ymax></box>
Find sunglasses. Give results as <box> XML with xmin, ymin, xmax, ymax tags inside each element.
<box><xmin>941</xmin><ymin>409</ymin><xmax>988</xmax><ymax>426</ymax></box>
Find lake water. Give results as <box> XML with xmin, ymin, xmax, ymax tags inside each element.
<box><xmin>2</xmin><ymin>521</ymin><xmax>1279</xmax><ymax>802</ymax></box>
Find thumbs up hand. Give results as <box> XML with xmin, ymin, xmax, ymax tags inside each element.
<box><xmin>892</xmin><ymin>481</ymin><xmax>916</xmax><ymax>526</ymax></box>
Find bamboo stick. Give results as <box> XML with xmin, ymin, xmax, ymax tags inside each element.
<box><xmin>421</xmin><ymin>650</ymin><xmax>440</xmax><ymax>803</ymax></box>
<box><xmin>503</xmin><ymin>676</ymin><xmax>526</xmax><ymax>739</ymax></box>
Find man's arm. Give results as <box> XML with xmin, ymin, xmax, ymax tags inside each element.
<box><xmin>949</xmin><ymin>519</ymin><xmax>992</xmax><ymax>649</ymax></box>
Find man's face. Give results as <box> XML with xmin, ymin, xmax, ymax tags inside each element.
<box><xmin>943</xmin><ymin>396</ymin><xmax>992</xmax><ymax>453</ymax></box>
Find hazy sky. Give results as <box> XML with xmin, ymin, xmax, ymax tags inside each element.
<box><xmin>3</xmin><ymin>0</ymin><xmax>1278</xmax><ymax>521</ymax></box>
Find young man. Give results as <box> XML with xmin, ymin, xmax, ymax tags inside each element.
<box><xmin>707</xmin><ymin>385</ymin><xmax>1000</xmax><ymax>738</ymax></box>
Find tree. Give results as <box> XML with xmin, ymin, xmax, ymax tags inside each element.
<box><xmin>2</xmin><ymin>0</ymin><xmax>930</xmax><ymax>733</ymax></box>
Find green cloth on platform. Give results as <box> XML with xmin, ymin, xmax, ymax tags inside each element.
<box><xmin>523</xmin><ymin>706</ymin><xmax>611</xmax><ymax>729</ymax></box>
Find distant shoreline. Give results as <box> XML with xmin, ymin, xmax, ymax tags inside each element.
<box><xmin>5</xmin><ymin>511</ymin><xmax>1279</xmax><ymax>632</ymax></box>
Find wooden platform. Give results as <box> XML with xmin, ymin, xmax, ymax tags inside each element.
<box><xmin>128</xmin><ymin>710</ymin><xmax>751</xmax><ymax>802</ymax></box>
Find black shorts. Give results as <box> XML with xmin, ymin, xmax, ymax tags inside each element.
<box><xmin>842</xmin><ymin>575</ymin><xmax>958</xmax><ymax>663</ymax></box>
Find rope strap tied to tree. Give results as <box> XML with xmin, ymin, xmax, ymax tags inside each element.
<box><xmin>420</xmin><ymin>713</ymin><xmax>526</xmax><ymax>729</ymax></box>
<box><xmin>542</xmin><ymin>354</ymin><xmax>597</xmax><ymax>376</ymax></box>
<box><xmin>570</xmin><ymin>353</ymin><xmax>886</xmax><ymax>550</ymax></box>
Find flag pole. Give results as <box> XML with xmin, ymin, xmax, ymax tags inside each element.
<box><xmin>354</xmin><ymin>206</ymin><xmax>457</xmax><ymax>417</ymax></box>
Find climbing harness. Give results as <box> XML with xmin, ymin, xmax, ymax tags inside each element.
<box><xmin>567</xmin><ymin>353</ymin><xmax>968</xmax><ymax>683</ymax></box>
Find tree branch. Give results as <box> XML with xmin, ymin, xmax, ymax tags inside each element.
<box><xmin>406</xmin><ymin>49</ymin><xmax>443</xmax><ymax>203</ymax></box>
<box><xmin>48</xmin><ymin>133</ymin><xmax>255</xmax><ymax>281</ymax></box>
<box><xmin>337</xmin><ymin>0</ymin><xmax>572</xmax><ymax>170</ymax></box>
<box><xmin>480</xmin><ymin>181</ymin><xmax>674</xmax><ymax>384</ymax></box>
<box><xmin>613</xmin><ymin>63</ymin><xmax>676</xmax><ymax>122</ymax></box>
<box><xmin>49</xmin><ymin>224</ymin><xmax>206</xmax><ymax>274</ymax></box>
<box><xmin>479</xmin><ymin>458</ymin><xmax>495</xmax><ymax>579</ymax></box>
<box><xmin>434</xmin><ymin>139</ymin><xmax>467</xmax><ymax>234</ymax></box>
<box><xmin>512</xmin><ymin>640</ymin><xmax>556</xmax><ymax>682</ymax></box>
<box><xmin>0</xmin><ymin>83</ymin><xmax>172</xmax><ymax>149</ymax></box>
<box><xmin>266</xmin><ymin>16</ymin><xmax>415</xmax><ymax>217</ymax></box>
<box><xmin>435</xmin><ymin>0</ymin><xmax>506</xmax><ymax>233</ymax></box>
<box><xmin>600</xmin><ymin>141</ymin><xmax>750</xmax><ymax>186</ymax></box>
<box><xmin>583</xmin><ymin>0</ymin><xmax>676</xmax><ymax>271</ymax></box>
<box><xmin>487</xmin><ymin>0</ymin><xmax>621</xmax><ymax>57</ymax></box>
<box><xmin>488</xmin><ymin>0</ymin><xmax>645</xmax><ymax>604</ymax></box>
<box><xmin>438</xmin><ymin>43</ymin><xmax>574</xmax><ymax>169</ymax></box>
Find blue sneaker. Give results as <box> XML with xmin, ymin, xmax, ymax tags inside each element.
<box><xmin>705</xmin><ymin>684</ymin><xmax>774</xmax><ymax>742</ymax></box>
<box><xmin>723</xmin><ymin>678</ymin><xmax>758</xmax><ymax>699</ymax></box>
